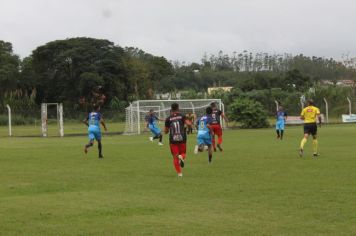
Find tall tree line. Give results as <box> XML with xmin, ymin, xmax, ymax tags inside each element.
<box><xmin>0</xmin><ymin>38</ymin><xmax>355</xmax><ymax>112</ymax></box>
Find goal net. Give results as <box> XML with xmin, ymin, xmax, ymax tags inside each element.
<box><xmin>124</xmin><ymin>99</ymin><xmax>225</xmax><ymax>135</ymax></box>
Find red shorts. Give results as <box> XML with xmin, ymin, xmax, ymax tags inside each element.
<box><xmin>170</xmin><ymin>143</ymin><xmax>186</xmax><ymax>156</ymax></box>
<box><xmin>210</xmin><ymin>124</ymin><xmax>222</xmax><ymax>136</ymax></box>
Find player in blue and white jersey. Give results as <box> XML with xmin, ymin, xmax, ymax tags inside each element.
<box><xmin>83</xmin><ymin>105</ymin><xmax>107</xmax><ymax>158</ymax></box>
<box><xmin>145</xmin><ymin>109</ymin><xmax>163</xmax><ymax>146</ymax></box>
<box><xmin>275</xmin><ymin>106</ymin><xmax>288</xmax><ymax>140</ymax></box>
<box><xmin>194</xmin><ymin>107</ymin><xmax>214</xmax><ymax>163</ymax></box>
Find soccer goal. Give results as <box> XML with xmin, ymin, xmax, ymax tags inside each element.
<box><xmin>41</xmin><ymin>103</ymin><xmax>64</xmax><ymax>137</ymax></box>
<box><xmin>124</xmin><ymin>99</ymin><xmax>225</xmax><ymax>135</ymax></box>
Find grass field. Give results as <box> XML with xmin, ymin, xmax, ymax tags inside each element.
<box><xmin>1</xmin><ymin>124</ymin><xmax>356</xmax><ymax>235</ymax></box>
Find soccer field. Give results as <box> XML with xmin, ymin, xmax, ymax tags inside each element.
<box><xmin>1</xmin><ymin>125</ymin><xmax>356</xmax><ymax>235</ymax></box>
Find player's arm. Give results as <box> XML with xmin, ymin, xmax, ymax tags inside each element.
<box><xmin>195</xmin><ymin>119</ymin><xmax>199</xmax><ymax>130</ymax></box>
<box><xmin>100</xmin><ymin>119</ymin><xmax>108</xmax><ymax>131</ymax></box>
<box><xmin>300</xmin><ymin>110</ymin><xmax>305</xmax><ymax>120</ymax></box>
<box><xmin>221</xmin><ymin>112</ymin><xmax>229</xmax><ymax>126</ymax></box>
<box><xmin>83</xmin><ymin>117</ymin><xmax>89</xmax><ymax>127</ymax></box>
<box><xmin>164</xmin><ymin>118</ymin><xmax>169</xmax><ymax>134</ymax></box>
<box><xmin>317</xmin><ymin>109</ymin><xmax>322</xmax><ymax>127</ymax></box>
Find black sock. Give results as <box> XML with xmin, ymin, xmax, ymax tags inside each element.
<box><xmin>281</xmin><ymin>130</ymin><xmax>284</xmax><ymax>139</ymax></box>
<box><xmin>209</xmin><ymin>154</ymin><xmax>212</xmax><ymax>162</ymax></box>
<box><xmin>276</xmin><ymin>130</ymin><xmax>280</xmax><ymax>137</ymax></box>
<box><xmin>98</xmin><ymin>142</ymin><xmax>102</xmax><ymax>156</ymax></box>
<box><xmin>159</xmin><ymin>134</ymin><xmax>162</xmax><ymax>142</ymax></box>
<box><xmin>153</xmin><ymin>136</ymin><xmax>159</xmax><ymax>140</ymax></box>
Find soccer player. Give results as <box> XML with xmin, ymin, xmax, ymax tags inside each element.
<box><xmin>145</xmin><ymin>109</ymin><xmax>163</xmax><ymax>146</ymax></box>
<box><xmin>210</xmin><ymin>102</ymin><xmax>229</xmax><ymax>152</ymax></box>
<box><xmin>165</xmin><ymin>103</ymin><xmax>188</xmax><ymax>177</ymax></box>
<box><xmin>83</xmin><ymin>105</ymin><xmax>107</xmax><ymax>158</ymax></box>
<box><xmin>185</xmin><ymin>112</ymin><xmax>196</xmax><ymax>134</ymax></box>
<box><xmin>275</xmin><ymin>106</ymin><xmax>288</xmax><ymax>140</ymax></box>
<box><xmin>299</xmin><ymin>99</ymin><xmax>322</xmax><ymax>157</ymax></box>
<box><xmin>194</xmin><ymin>107</ymin><xmax>214</xmax><ymax>163</ymax></box>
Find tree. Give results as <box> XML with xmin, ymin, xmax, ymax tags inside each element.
<box><xmin>30</xmin><ymin>37</ymin><xmax>128</xmax><ymax>104</ymax></box>
<box><xmin>0</xmin><ymin>40</ymin><xmax>20</xmax><ymax>96</ymax></box>
<box><xmin>228</xmin><ymin>98</ymin><xmax>269</xmax><ymax>128</ymax></box>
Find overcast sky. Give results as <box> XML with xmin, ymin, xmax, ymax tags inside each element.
<box><xmin>1</xmin><ymin>0</ymin><xmax>355</xmax><ymax>62</ymax></box>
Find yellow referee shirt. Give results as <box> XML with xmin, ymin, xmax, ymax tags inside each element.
<box><xmin>301</xmin><ymin>106</ymin><xmax>320</xmax><ymax>123</ymax></box>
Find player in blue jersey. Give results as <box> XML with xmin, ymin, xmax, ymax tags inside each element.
<box><xmin>275</xmin><ymin>106</ymin><xmax>288</xmax><ymax>140</ymax></box>
<box><xmin>145</xmin><ymin>109</ymin><xmax>163</xmax><ymax>146</ymax></box>
<box><xmin>83</xmin><ymin>105</ymin><xmax>107</xmax><ymax>158</ymax></box>
<box><xmin>194</xmin><ymin>107</ymin><xmax>214</xmax><ymax>163</ymax></box>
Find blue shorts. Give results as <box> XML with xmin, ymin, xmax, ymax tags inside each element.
<box><xmin>88</xmin><ymin>126</ymin><xmax>102</xmax><ymax>141</ymax></box>
<box><xmin>276</xmin><ymin>121</ymin><xmax>285</xmax><ymax>130</ymax></box>
<box><xmin>149</xmin><ymin>124</ymin><xmax>161</xmax><ymax>136</ymax></box>
<box><xmin>197</xmin><ymin>134</ymin><xmax>212</xmax><ymax>146</ymax></box>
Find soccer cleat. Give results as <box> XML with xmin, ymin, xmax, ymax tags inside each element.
<box><xmin>149</xmin><ymin>137</ymin><xmax>153</xmax><ymax>142</ymax></box>
<box><xmin>158</xmin><ymin>142</ymin><xmax>163</xmax><ymax>146</ymax></box>
<box><xmin>178</xmin><ymin>155</ymin><xmax>185</xmax><ymax>168</ymax></box>
<box><xmin>208</xmin><ymin>155</ymin><xmax>212</xmax><ymax>163</ymax></box>
<box><xmin>84</xmin><ymin>146</ymin><xmax>88</xmax><ymax>154</ymax></box>
<box><xmin>299</xmin><ymin>149</ymin><xmax>304</xmax><ymax>157</ymax></box>
<box><xmin>178</xmin><ymin>173</ymin><xmax>183</xmax><ymax>178</ymax></box>
<box><xmin>217</xmin><ymin>144</ymin><xmax>223</xmax><ymax>152</ymax></box>
<box><xmin>194</xmin><ymin>145</ymin><xmax>199</xmax><ymax>154</ymax></box>
<box><xmin>99</xmin><ymin>154</ymin><xmax>104</xmax><ymax>159</ymax></box>
<box><xmin>313</xmin><ymin>153</ymin><xmax>320</xmax><ymax>158</ymax></box>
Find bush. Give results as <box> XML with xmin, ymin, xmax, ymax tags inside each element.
<box><xmin>228</xmin><ymin>98</ymin><xmax>269</xmax><ymax>128</ymax></box>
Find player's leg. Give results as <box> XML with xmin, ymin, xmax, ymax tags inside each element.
<box><xmin>211</xmin><ymin>125</ymin><xmax>217</xmax><ymax>151</ymax></box>
<box><xmin>276</xmin><ymin>122</ymin><xmax>280</xmax><ymax>139</ymax></box>
<box><xmin>207</xmin><ymin>144</ymin><xmax>213</xmax><ymax>163</ymax></box>
<box><xmin>212</xmin><ymin>133</ymin><xmax>216</xmax><ymax>152</ymax></box>
<box><xmin>189</xmin><ymin>125</ymin><xmax>193</xmax><ymax>134</ymax></box>
<box><xmin>280</xmin><ymin>122</ymin><xmax>285</xmax><ymax>140</ymax></box>
<box><xmin>196</xmin><ymin>136</ymin><xmax>204</xmax><ymax>153</ymax></box>
<box><xmin>97</xmin><ymin>140</ymin><xmax>103</xmax><ymax>158</ymax></box>
<box><xmin>149</xmin><ymin>124</ymin><xmax>156</xmax><ymax>142</ymax></box>
<box><xmin>158</xmin><ymin>133</ymin><xmax>163</xmax><ymax>145</ymax></box>
<box><xmin>153</xmin><ymin>128</ymin><xmax>163</xmax><ymax>145</ymax></box>
<box><xmin>85</xmin><ymin>130</ymin><xmax>95</xmax><ymax>154</ymax></box>
<box><xmin>299</xmin><ymin>125</ymin><xmax>309</xmax><ymax>157</ymax></box>
<box><xmin>216</xmin><ymin>126</ymin><xmax>223</xmax><ymax>152</ymax></box>
<box><xmin>170</xmin><ymin>144</ymin><xmax>182</xmax><ymax>176</ymax></box>
<box><xmin>312</xmin><ymin>125</ymin><xmax>319</xmax><ymax>157</ymax></box>
<box><xmin>178</xmin><ymin>143</ymin><xmax>187</xmax><ymax>164</ymax></box>
<box><xmin>205</xmin><ymin>136</ymin><xmax>213</xmax><ymax>163</ymax></box>
<box><xmin>95</xmin><ymin>131</ymin><xmax>103</xmax><ymax>158</ymax></box>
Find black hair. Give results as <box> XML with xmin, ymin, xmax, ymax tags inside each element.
<box><xmin>93</xmin><ymin>104</ymin><xmax>100</xmax><ymax>111</ymax></box>
<box><xmin>210</xmin><ymin>102</ymin><xmax>217</xmax><ymax>108</ymax></box>
<box><xmin>171</xmin><ymin>103</ymin><xmax>179</xmax><ymax>111</ymax></box>
<box><xmin>206</xmin><ymin>106</ymin><xmax>213</xmax><ymax>114</ymax></box>
<box><xmin>307</xmin><ymin>99</ymin><xmax>314</xmax><ymax>106</ymax></box>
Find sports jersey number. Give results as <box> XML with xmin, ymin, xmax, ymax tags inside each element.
<box><xmin>199</xmin><ymin>120</ymin><xmax>205</xmax><ymax>129</ymax></box>
<box><xmin>172</xmin><ymin>121</ymin><xmax>183</xmax><ymax>141</ymax></box>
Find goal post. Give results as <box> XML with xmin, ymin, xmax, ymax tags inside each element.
<box><xmin>41</xmin><ymin>103</ymin><xmax>64</xmax><ymax>137</ymax></box>
<box><xmin>124</xmin><ymin>99</ymin><xmax>224</xmax><ymax>135</ymax></box>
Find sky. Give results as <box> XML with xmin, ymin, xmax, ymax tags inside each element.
<box><xmin>1</xmin><ymin>0</ymin><xmax>355</xmax><ymax>62</ymax></box>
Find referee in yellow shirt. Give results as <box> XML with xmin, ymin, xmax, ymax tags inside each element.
<box><xmin>299</xmin><ymin>99</ymin><xmax>322</xmax><ymax>157</ymax></box>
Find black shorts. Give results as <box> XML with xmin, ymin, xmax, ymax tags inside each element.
<box><xmin>303</xmin><ymin>123</ymin><xmax>317</xmax><ymax>136</ymax></box>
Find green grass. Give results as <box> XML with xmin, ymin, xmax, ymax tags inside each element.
<box><xmin>1</xmin><ymin>124</ymin><xmax>356</xmax><ymax>235</ymax></box>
